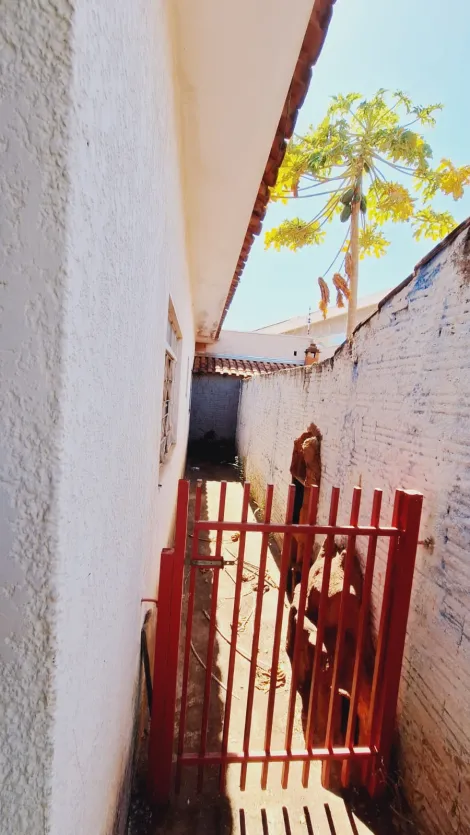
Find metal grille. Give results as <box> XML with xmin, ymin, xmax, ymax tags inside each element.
<box><xmin>160</xmin><ymin>351</ymin><xmax>175</xmax><ymax>463</ymax></box>
<box><xmin>148</xmin><ymin>480</ymin><xmax>423</xmax><ymax>804</ymax></box>
<box><xmin>160</xmin><ymin>300</ymin><xmax>181</xmax><ymax>465</ymax></box>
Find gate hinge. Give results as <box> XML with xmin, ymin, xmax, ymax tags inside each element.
<box><xmin>191</xmin><ymin>558</ymin><xmax>235</xmax><ymax>568</ymax></box>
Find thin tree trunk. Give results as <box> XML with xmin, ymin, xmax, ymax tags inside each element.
<box><xmin>346</xmin><ymin>183</ymin><xmax>361</xmax><ymax>339</ymax></box>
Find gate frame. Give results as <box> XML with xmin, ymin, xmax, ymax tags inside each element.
<box><xmin>147</xmin><ymin>479</ymin><xmax>422</xmax><ymax>804</ymax></box>
<box><xmin>147</xmin><ymin>480</ymin><xmax>189</xmax><ymax>805</ymax></box>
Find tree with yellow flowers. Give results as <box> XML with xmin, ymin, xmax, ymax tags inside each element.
<box><xmin>265</xmin><ymin>90</ymin><xmax>470</xmax><ymax>338</ymax></box>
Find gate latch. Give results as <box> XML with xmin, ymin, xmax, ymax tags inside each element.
<box><xmin>191</xmin><ymin>558</ymin><xmax>235</xmax><ymax>568</ymax></box>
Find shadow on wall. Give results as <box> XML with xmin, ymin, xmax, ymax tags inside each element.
<box><xmin>189</xmin><ymin>374</ymin><xmax>242</xmax><ymax>451</ymax></box>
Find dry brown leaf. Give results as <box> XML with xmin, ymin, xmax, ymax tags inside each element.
<box><xmin>332</xmin><ymin>272</ymin><xmax>350</xmax><ymax>300</ymax></box>
<box><xmin>255</xmin><ymin>663</ymin><xmax>287</xmax><ymax>691</ymax></box>
<box><xmin>318</xmin><ymin>277</ymin><xmax>330</xmax><ymax>319</ymax></box>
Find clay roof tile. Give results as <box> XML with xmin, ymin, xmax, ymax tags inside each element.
<box><xmin>192</xmin><ymin>355</ymin><xmax>298</xmax><ymax>378</ymax></box>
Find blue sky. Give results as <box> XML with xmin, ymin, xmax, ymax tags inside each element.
<box><xmin>225</xmin><ymin>0</ymin><xmax>470</xmax><ymax>331</ymax></box>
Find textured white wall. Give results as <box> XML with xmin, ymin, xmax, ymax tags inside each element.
<box><xmin>0</xmin><ymin>3</ymin><xmax>71</xmax><ymax>831</ymax></box>
<box><xmin>171</xmin><ymin>0</ymin><xmax>316</xmax><ymax>338</ymax></box>
<box><xmin>205</xmin><ymin>330</ymin><xmax>312</xmax><ymax>362</ymax></box>
<box><xmin>189</xmin><ymin>375</ymin><xmax>241</xmax><ymax>441</ymax></box>
<box><xmin>1</xmin><ymin>1</ymin><xmax>193</xmax><ymax>834</ymax></box>
<box><xmin>237</xmin><ymin>225</ymin><xmax>470</xmax><ymax>835</ymax></box>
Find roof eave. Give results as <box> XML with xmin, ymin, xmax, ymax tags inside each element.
<box><xmin>214</xmin><ymin>0</ymin><xmax>336</xmax><ymax>338</ymax></box>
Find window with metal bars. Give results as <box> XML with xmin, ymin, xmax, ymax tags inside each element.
<box><xmin>160</xmin><ymin>302</ymin><xmax>181</xmax><ymax>464</ymax></box>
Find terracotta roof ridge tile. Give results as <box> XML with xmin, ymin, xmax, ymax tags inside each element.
<box><xmin>192</xmin><ymin>355</ymin><xmax>299</xmax><ymax>377</ymax></box>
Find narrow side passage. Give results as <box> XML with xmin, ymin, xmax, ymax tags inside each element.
<box><xmin>128</xmin><ymin>462</ymin><xmax>403</xmax><ymax>835</ymax></box>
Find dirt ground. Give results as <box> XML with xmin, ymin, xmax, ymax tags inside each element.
<box><xmin>128</xmin><ymin>461</ymin><xmax>401</xmax><ymax>835</ymax></box>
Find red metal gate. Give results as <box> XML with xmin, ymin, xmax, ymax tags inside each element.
<box><xmin>147</xmin><ymin>478</ymin><xmax>422</xmax><ymax>804</ymax></box>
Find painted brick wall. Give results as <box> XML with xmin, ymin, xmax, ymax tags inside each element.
<box><xmin>189</xmin><ymin>374</ymin><xmax>241</xmax><ymax>441</ymax></box>
<box><xmin>237</xmin><ymin>223</ymin><xmax>470</xmax><ymax>835</ymax></box>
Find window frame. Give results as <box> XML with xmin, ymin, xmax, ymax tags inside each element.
<box><xmin>160</xmin><ymin>299</ymin><xmax>182</xmax><ymax>465</ymax></box>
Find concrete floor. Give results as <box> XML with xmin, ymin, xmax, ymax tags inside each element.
<box><xmin>128</xmin><ymin>461</ymin><xmax>403</xmax><ymax>835</ymax></box>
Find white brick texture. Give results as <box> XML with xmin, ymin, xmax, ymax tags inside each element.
<box><xmin>237</xmin><ymin>224</ymin><xmax>470</xmax><ymax>835</ymax></box>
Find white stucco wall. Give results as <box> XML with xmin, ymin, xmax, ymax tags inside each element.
<box><xmin>1</xmin><ymin>2</ymin><xmax>193</xmax><ymax>834</ymax></box>
<box><xmin>256</xmin><ymin>290</ymin><xmax>386</xmax><ymax>342</ymax></box>
<box><xmin>189</xmin><ymin>375</ymin><xmax>241</xmax><ymax>442</ymax></box>
<box><xmin>0</xmin><ymin>3</ymin><xmax>71</xmax><ymax>831</ymax></box>
<box><xmin>204</xmin><ymin>330</ymin><xmax>312</xmax><ymax>363</ymax></box>
<box><xmin>237</xmin><ymin>225</ymin><xmax>470</xmax><ymax>835</ymax></box>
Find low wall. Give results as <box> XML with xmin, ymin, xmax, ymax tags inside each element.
<box><xmin>237</xmin><ymin>220</ymin><xmax>470</xmax><ymax>834</ymax></box>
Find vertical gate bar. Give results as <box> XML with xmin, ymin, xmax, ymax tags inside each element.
<box><xmin>362</xmin><ymin>489</ymin><xmax>403</xmax><ymax>787</ymax></box>
<box><xmin>147</xmin><ymin>548</ymin><xmax>173</xmax><ymax>803</ymax></box>
<box><xmin>197</xmin><ymin>481</ymin><xmax>227</xmax><ymax>792</ymax></box>
<box><xmin>322</xmin><ymin>487</ymin><xmax>362</xmax><ymax>788</ymax></box>
<box><xmin>162</xmin><ymin>482</ymin><xmax>190</xmax><ymax>794</ymax></box>
<box><xmin>240</xmin><ymin>484</ymin><xmax>275</xmax><ymax>790</ymax></box>
<box><xmin>341</xmin><ymin>489</ymin><xmax>382</xmax><ymax>788</ymax></box>
<box><xmin>219</xmin><ymin>482</ymin><xmax>251</xmax><ymax>791</ymax></box>
<box><xmin>368</xmin><ymin>491</ymin><xmax>423</xmax><ymax>797</ymax></box>
<box><xmin>261</xmin><ymin>484</ymin><xmax>295</xmax><ymax>790</ymax></box>
<box><xmin>281</xmin><ymin>484</ymin><xmax>320</xmax><ymax>790</ymax></box>
<box><xmin>148</xmin><ymin>479</ymin><xmax>189</xmax><ymax>804</ymax></box>
<box><xmin>301</xmin><ymin>486</ymin><xmax>341</xmax><ymax>788</ymax></box>
<box><xmin>175</xmin><ymin>480</ymin><xmax>203</xmax><ymax>793</ymax></box>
